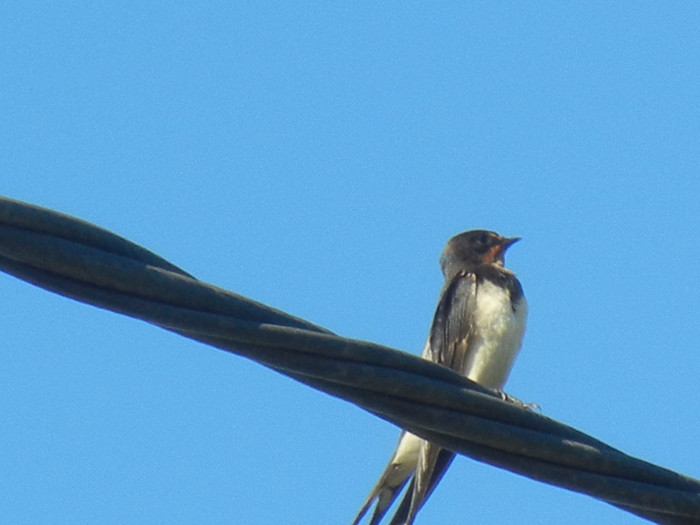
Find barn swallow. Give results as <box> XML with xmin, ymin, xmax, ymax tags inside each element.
<box><xmin>352</xmin><ymin>230</ymin><xmax>528</xmax><ymax>525</ymax></box>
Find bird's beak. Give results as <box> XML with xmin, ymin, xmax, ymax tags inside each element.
<box><xmin>490</xmin><ymin>237</ymin><xmax>520</xmax><ymax>266</ymax></box>
<box><xmin>502</xmin><ymin>237</ymin><xmax>521</xmax><ymax>251</ymax></box>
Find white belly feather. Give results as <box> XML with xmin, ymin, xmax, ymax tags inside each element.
<box><xmin>463</xmin><ymin>279</ymin><xmax>527</xmax><ymax>389</ymax></box>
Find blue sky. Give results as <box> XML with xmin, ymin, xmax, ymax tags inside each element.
<box><xmin>2</xmin><ymin>3</ymin><xmax>700</xmax><ymax>524</ymax></box>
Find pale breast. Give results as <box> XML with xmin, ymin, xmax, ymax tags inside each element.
<box><xmin>463</xmin><ymin>279</ymin><xmax>528</xmax><ymax>389</ymax></box>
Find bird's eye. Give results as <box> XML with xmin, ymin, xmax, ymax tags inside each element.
<box><xmin>478</xmin><ymin>233</ymin><xmax>490</xmax><ymax>245</ymax></box>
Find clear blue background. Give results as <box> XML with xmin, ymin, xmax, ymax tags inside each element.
<box><xmin>2</xmin><ymin>3</ymin><xmax>699</xmax><ymax>524</ymax></box>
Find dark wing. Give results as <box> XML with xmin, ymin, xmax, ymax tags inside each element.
<box><xmin>355</xmin><ymin>271</ymin><xmax>478</xmax><ymax>525</ymax></box>
<box><xmin>428</xmin><ymin>270</ymin><xmax>478</xmax><ymax>371</ymax></box>
<box><xmin>396</xmin><ymin>271</ymin><xmax>479</xmax><ymax>524</ymax></box>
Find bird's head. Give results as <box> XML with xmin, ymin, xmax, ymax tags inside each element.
<box><xmin>440</xmin><ymin>230</ymin><xmax>520</xmax><ymax>277</ymax></box>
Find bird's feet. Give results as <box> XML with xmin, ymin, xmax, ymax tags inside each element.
<box><xmin>497</xmin><ymin>391</ymin><xmax>541</xmax><ymax>413</ymax></box>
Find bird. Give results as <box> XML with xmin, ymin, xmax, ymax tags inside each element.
<box><xmin>352</xmin><ymin>230</ymin><xmax>528</xmax><ymax>525</ymax></box>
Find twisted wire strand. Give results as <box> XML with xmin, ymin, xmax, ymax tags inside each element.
<box><xmin>1</xmin><ymin>196</ymin><xmax>699</xmax><ymax>524</ymax></box>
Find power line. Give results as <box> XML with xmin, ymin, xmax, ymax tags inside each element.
<box><xmin>1</xmin><ymin>196</ymin><xmax>699</xmax><ymax>524</ymax></box>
